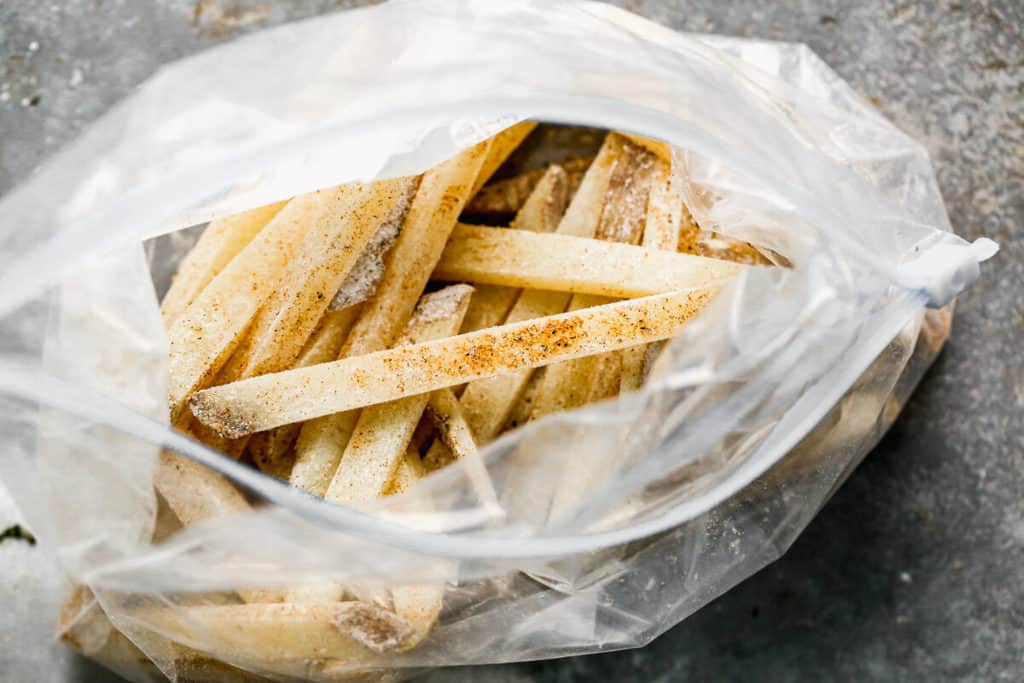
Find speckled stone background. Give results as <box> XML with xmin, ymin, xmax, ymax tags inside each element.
<box><xmin>0</xmin><ymin>1</ymin><xmax>1021</xmax><ymax>681</ymax></box>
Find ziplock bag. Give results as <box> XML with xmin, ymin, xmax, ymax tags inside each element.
<box><xmin>0</xmin><ymin>1</ymin><xmax>996</xmax><ymax>681</ymax></box>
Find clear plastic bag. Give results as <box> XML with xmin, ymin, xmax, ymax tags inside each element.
<box><xmin>0</xmin><ymin>1</ymin><xmax>995</xmax><ymax>681</ymax></box>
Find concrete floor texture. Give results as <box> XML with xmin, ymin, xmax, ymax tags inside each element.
<box><xmin>0</xmin><ymin>1</ymin><xmax>1021</xmax><ymax>681</ymax></box>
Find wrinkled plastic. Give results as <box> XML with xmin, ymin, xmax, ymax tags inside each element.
<box><xmin>0</xmin><ymin>1</ymin><xmax>993</xmax><ymax>681</ymax></box>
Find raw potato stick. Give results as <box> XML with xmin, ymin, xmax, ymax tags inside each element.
<box><xmin>619</xmin><ymin>344</ymin><xmax>647</xmax><ymax>393</ymax></box>
<box><xmin>390</xmin><ymin>582</ymin><xmax>444</xmax><ymax>650</ymax></box>
<box><xmin>190</xmin><ymin>287</ymin><xmax>724</xmax><ymax>438</ymax></box>
<box><xmin>328</xmin><ymin>178</ymin><xmax>421</xmax><ymax>311</ymax></box>
<box><xmin>356</xmin><ymin>449</ymin><xmax>444</xmax><ymax>654</ymax></box>
<box><xmin>433</xmin><ymin>224</ymin><xmax>743</xmax><ymax>298</ymax></box>
<box><xmin>290</xmin><ymin>141</ymin><xmax>492</xmax><ymax>496</ymax></box>
<box><xmin>508</xmin><ymin>164</ymin><xmax>571</xmax><ymax>234</ymax></box>
<box><xmin>498</xmin><ymin>367</ymin><xmax>546</xmax><ymax>436</ymax></box>
<box><xmin>249</xmin><ymin>306</ymin><xmax>362</xmax><ymax>480</ymax></box>
<box><xmin>421</xmin><ymin>134</ymin><xmax>627</xmax><ymax>469</ymax></box>
<box><xmin>374</xmin><ymin>447</ymin><xmax>445</xmax><ymax>652</ymax></box>
<box><xmin>592</xmin><ymin>141</ymin><xmax>656</xmax><ymax>245</ymax></box>
<box><xmin>166</xmin><ymin>187</ymin><xmax>353</xmax><ymax>424</ymax></box>
<box><xmin>155</xmin><ymin>452</ymin><xmax>282</xmax><ymax>608</ymax></box>
<box><xmin>425</xmin><ymin>389</ymin><xmax>478</xmax><ymax>462</ymax></box>
<box><xmin>622</xmin><ymin>157</ymin><xmax>685</xmax><ymax>390</ymax></box>
<box><xmin>153</xmin><ymin>450</ymin><xmax>249</xmax><ymax>526</ymax></box>
<box><xmin>59</xmin><ymin>593</ymin><xmax>169</xmax><ymax>680</ymax></box>
<box><xmin>643</xmin><ymin>157</ymin><xmax>686</xmax><ymax>251</ymax></box>
<box><xmin>221</xmin><ymin>178</ymin><xmax>413</xmax><ymax>382</ymax></box>
<box><xmin>457</xmin><ymin>164</ymin><xmax>573</xmax><ymax>335</ymax></box>
<box><xmin>160</xmin><ymin>200</ymin><xmax>286</xmax><ymax>327</ymax></box>
<box><xmin>383</xmin><ymin>449</ymin><xmax>428</xmax><ymax>496</ymax></box>
<box><xmin>458</xmin><ymin>284</ymin><xmax>518</xmax><ymax>334</ymax></box>
<box><xmin>464</xmin><ymin>157</ymin><xmax>591</xmax><ymax>216</ymax></box>
<box><xmin>588</xmin><ymin>350</ymin><xmax>624</xmax><ymax>401</ymax></box>
<box><xmin>422</xmin><ymin>389</ymin><xmax>502</xmax><ymax>523</ymax></box>
<box><xmin>620</xmin><ymin>132</ymin><xmax>671</xmax><ymax>164</ymax></box>
<box><xmin>127</xmin><ymin>602</ymin><xmax>417</xmax><ymax>661</ymax></box>
<box><xmin>325</xmin><ymin>286</ymin><xmax>473</xmax><ymax>504</ymax></box>
<box><xmin>470</xmin><ymin>121</ymin><xmax>538</xmax><ymax>196</ymax></box>
<box><xmin>58</xmin><ymin>585</ymin><xmax>113</xmax><ymax>656</ymax></box>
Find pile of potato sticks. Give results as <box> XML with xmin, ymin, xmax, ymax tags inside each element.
<box><xmin>59</xmin><ymin>124</ymin><xmax>771</xmax><ymax>680</ymax></box>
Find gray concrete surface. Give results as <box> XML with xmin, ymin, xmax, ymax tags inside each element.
<box><xmin>1</xmin><ymin>1</ymin><xmax>1021</xmax><ymax>681</ymax></box>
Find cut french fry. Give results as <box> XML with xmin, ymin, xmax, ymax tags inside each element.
<box><xmin>434</xmin><ymin>224</ymin><xmax>743</xmax><ymax>298</ymax></box>
<box><xmin>325</xmin><ymin>285</ymin><xmax>473</xmax><ymax>504</ymax></box>
<box><xmin>554</xmin><ymin>134</ymin><xmax>628</xmax><ymax>239</ymax></box>
<box><xmin>156</xmin><ymin>451</ymin><xmax>282</xmax><ymax>605</ymax></box>
<box><xmin>221</xmin><ymin>178</ymin><xmax>414</xmax><ymax>383</ymax></box>
<box><xmin>619</xmin><ymin>345</ymin><xmax>647</xmax><ymax>393</ymax></box>
<box><xmin>127</xmin><ymin>602</ymin><xmax>415</xmax><ymax>661</ymax></box>
<box><xmin>622</xmin><ymin>154</ymin><xmax>685</xmax><ymax>390</ymax></box>
<box><xmin>160</xmin><ymin>201</ymin><xmax>287</xmax><ymax>327</ymax></box>
<box><xmin>589</xmin><ymin>351</ymin><xmax>624</xmax><ymax>401</ymax></box>
<box><xmin>297</xmin><ymin>306</ymin><xmax>364</xmax><ymax>368</ymax></box>
<box><xmin>697</xmin><ymin>236</ymin><xmax>773</xmax><ymax>265</ymax></box>
<box><xmin>58</xmin><ymin>585</ymin><xmax>113</xmax><ymax>656</ymax></box>
<box><xmin>424</xmin><ymin>389</ymin><xmax>478</xmax><ymax>462</ymax></box>
<box><xmin>166</xmin><ymin>187</ymin><xmax>353</xmax><ymax>424</ymax></box>
<box><xmin>250</xmin><ymin>425</ymin><xmax>322</xmax><ymax>482</ymax></box>
<box><xmin>153</xmin><ymin>450</ymin><xmax>249</xmax><ymax>525</ymax></box>
<box><xmin>499</xmin><ymin>367</ymin><xmax>546</xmax><ymax>436</ymax></box>
<box><xmin>421</xmin><ymin>134</ymin><xmax>627</xmax><ymax>466</ymax></box>
<box><xmin>371</xmin><ymin>451</ymin><xmax>445</xmax><ymax>652</ymax></box>
<box><xmin>458</xmin><ymin>284</ymin><xmax>519</xmax><ymax>334</ymax></box>
<box><xmin>290</xmin><ymin>410</ymin><xmax>360</xmax><ymax>499</ymax></box>
<box><xmin>464</xmin><ymin>157</ymin><xmax>591</xmax><ymax>216</ymax></box>
<box><xmin>470</xmin><ymin>121</ymin><xmax>537</xmax><ymax>196</ymax></box>
<box><xmin>593</xmin><ymin>141</ymin><xmax>656</xmax><ymax>244</ymax></box>
<box><xmin>249</xmin><ymin>306</ymin><xmax>362</xmax><ymax>480</ymax></box>
<box><xmin>383</xmin><ymin>449</ymin><xmax>427</xmax><ymax>496</ymax></box>
<box><xmin>620</xmin><ymin>132</ymin><xmax>718</xmax><ymax>257</ymax></box>
<box><xmin>329</xmin><ymin>179</ymin><xmax>420</xmax><ymax>311</ymax></box>
<box><xmin>508</xmin><ymin>164</ymin><xmax>571</xmax><ymax>234</ymax></box>
<box><xmin>190</xmin><ymin>286</ymin><xmax>723</xmax><ymax>438</ymax></box>
<box><xmin>289</xmin><ymin>141</ymin><xmax>491</xmax><ymax>496</ymax></box>
<box><xmin>186</xmin><ymin>417</ymin><xmax>246</xmax><ymax>460</ymax></box>
<box><xmin>59</xmin><ymin>593</ymin><xmax>172</xmax><ymax>681</ymax></box>
<box><xmin>642</xmin><ymin>157</ymin><xmax>685</xmax><ymax>251</ymax></box>
<box><xmin>676</xmin><ymin>206</ymin><xmax>703</xmax><ymax>256</ymax></box>
<box><xmin>620</xmin><ymin>132</ymin><xmax>671</xmax><ymax>163</ymax></box>
<box><xmin>389</xmin><ymin>583</ymin><xmax>443</xmax><ymax>650</ymax></box>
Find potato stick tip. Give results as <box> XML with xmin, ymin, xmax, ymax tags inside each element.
<box><xmin>407</xmin><ymin>284</ymin><xmax>475</xmax><ymax>329</ymax></box>
<box><xmin>332</xmin><ymin>601</ymin><xmax>416</xmax><ymax>654</ymax></box>
<box><xmin>187</xmin><ymin>393</ymin><xmax>257</xmax><ymax>441</ymax></box>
